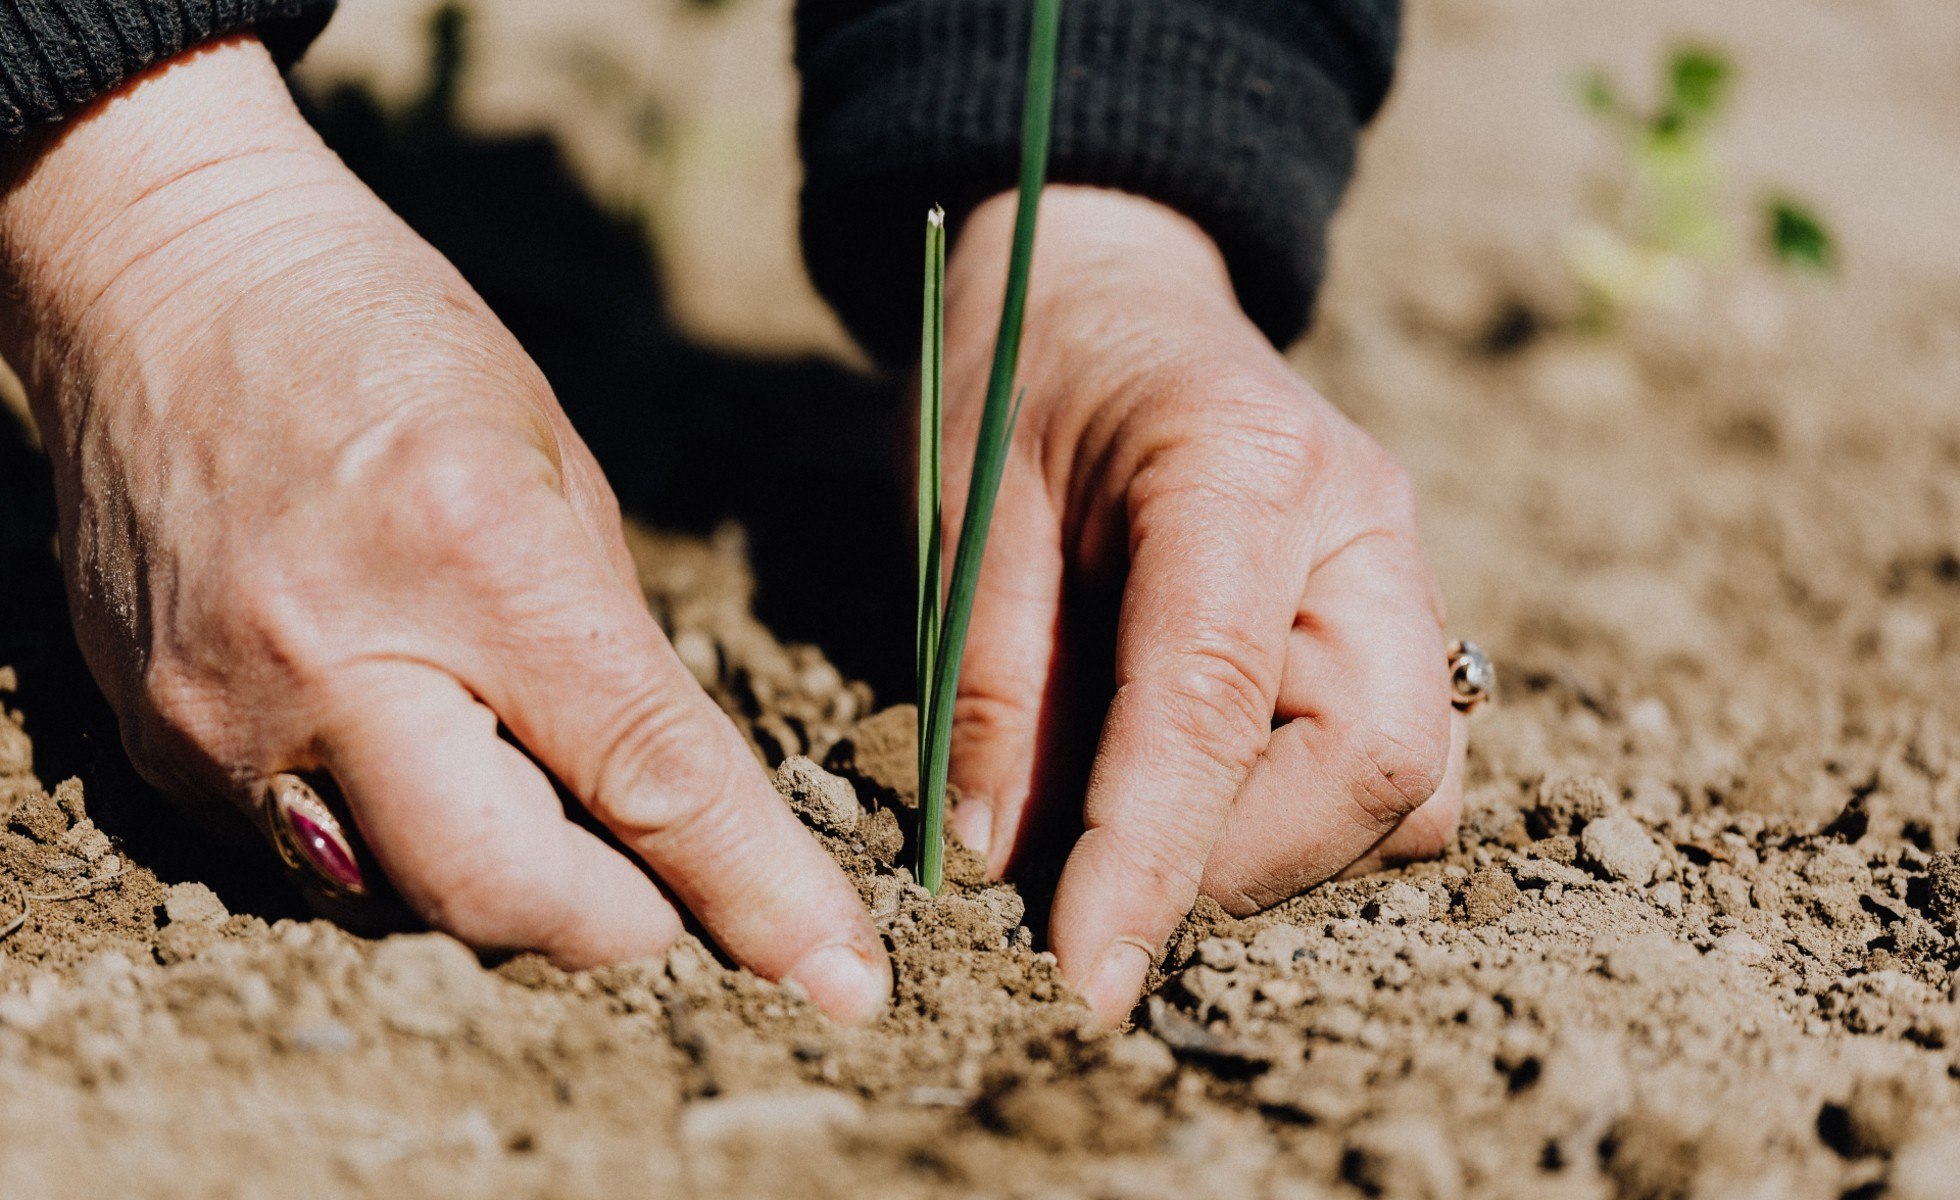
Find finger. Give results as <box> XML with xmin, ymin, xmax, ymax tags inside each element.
<box><xmin>315</xmin><ymin>663</ymin><xmax>686</xmax><ymax>965</ymax></box>
<box><xmin>945</xmin><ymin>473</ymin><xmax>1067</xmax><ymax>874</ymax></box>
<box><xmin>1336</xmin><ymin>711</ymin><xmax>1467</xmax><ymax>879</ymax></box>
<box><xmin>1048</xmin><ymin>483</ymin><xmax>1309</xmax><ymax>1025</ymax></box>
<box><xmin>1201</xmin><ymin>530</ymin><xmax>1454</xmax><ymax>912</ymax></box>
<box><xmin>477</xmin><ymin>533</ymin><xmax>892</xmax><ymax>1023</ymax></box>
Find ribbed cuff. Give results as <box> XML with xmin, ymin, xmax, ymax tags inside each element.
<box><xmin>0</xmin><ymin>0</ymin><xmax>337</xmax><ymax>137</ymax></box>
<box><xmin>797</xmin><ymin>0</ymin><xmax>1383</xmax><ymax>365</ymax></box>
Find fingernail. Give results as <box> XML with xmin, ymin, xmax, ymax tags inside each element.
<box><xmin>950</xmin><ymin>795</ymin><xmax>995</xmax><ymax>860</ymax></box>
<box><xmin>1079</xmin><ymin>938</ymin><xmax>1154</xmax><ymax>1026</ymax></box>
<box><xmin>786</xmin><ymin>942</ymin><xmax>891</xmax><ymax>1024</ymax></box>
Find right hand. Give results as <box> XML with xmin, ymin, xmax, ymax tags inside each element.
<box><xmin>0</xmin><ymin>35</ymin><xmax>890</xmax><ymax>1022</ymax></box>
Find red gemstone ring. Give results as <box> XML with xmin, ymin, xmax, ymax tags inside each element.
<box><xmin>264</xmin><ymin>773</ymin><xmax>370</xmax><ymax>899</ymax></box>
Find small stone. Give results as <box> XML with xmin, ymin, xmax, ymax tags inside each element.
<box><xmin>1256</xmin><ymin>977</ymin><xmax>1308</xmax><ymax>1008</ymax></box>
<box><xmin>1709</xmin><ymin>931</ymin><xmax>1772</xmax><ymax>966</ymax></box>
<box><xmin>1197</xmin><ymin>937</ymin><xmax>1246</xmax><ymax>971</ymax></box>
<box><xmin>679</xmin><ymin>1089</ymin><xmax>864</xmax><ymax>1147</ymax></box>
<box><xmin>57</xmin><ymin>820</ymin><xmax>110</xmax><ymax>860</ymax></box>
<box><xmin>772</xmin><ymin>756</ymin><xmax>863</xmax><ymax>836</ymax></box>
<box><xmin>1374</xmin><ymin>882</ymin><xmax>1433</xmax><ymax>924</ymax></box>
<box><xmin>1176</xmin><ymin>965</ymin><xmax>1237</xmax><ymax>1013</ymax></box>
<box><xmin>1708</xmin><ymin>872</ymin><xmax>1752</xmax><ymax>915</ymax></box>
<box><xmin>1534</xmin><ymin>834</ymin><xmax>1579</xmax><ymax>866</ymax></box>
<box><xmin>162</xmin><ymin>881</ymin><xmax>230</xmax><ymax>928</ymax></box>
<box><xmin>1599</xmin><ymin>932</ymin><xmax>1689</xmax><ymax>984</ymax></box>
<box><xmin>1103</xmin><ymin>1032</ymin><xmax>1177</xmax><ymax>1083</ymax></box>
<box><xmin>1651</xmin><ymin>880</ymin><xmax>1684</xmax><ymax>916</ymax></box>
<box><xmin>1460</xmin><ymin>868</ymin><xmax>1520</xmax><ymax>925</ymax></box>
<box><xmin>970</xmin><ymin>887</ymin><xmax>1025</xmax><ymax>937</ymax></box>
<box><xmin>1530</xmin><ymin>776</ymin><xmax>1615</xmax><ymax>837</ymax></box>
<box><xmin>859</xmin><ymin>807</ymin><xmax>904</xmax><ymax>865</ymax></box>
<box><xmin>155</xmin><ymin>921</ymin><xmax>218</xmax><ymax>965</ymax></box>
<box><xmin>1580</xmin><ymin>814</ymin><xmax>1662</xmax><ymax>885</ymax></box>
<box><xmin>867</xmin><ymin>875</ymin><xmax>906</xmax><ymax>922</ymax></box>
<box><xmin>1926</xmin><ymin>851</ymin><xmax>1960</xmax><ymax>927</ymax></box>
<box><xmin>1246</xmin><ymin>924</ymin><xmax>1310</xmax><ymax>967</ymax></box>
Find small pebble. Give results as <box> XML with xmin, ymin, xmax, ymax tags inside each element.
<box><xmin>1926</xmin><ymin>851</ymin><xmax>1960</xmax><ymax>927</ymax></box>
<box><xmin>1580</xmin><ymin>814</ymin><xmax>1663</xmax><ymax>885</ymax></box>
<box><xmin>1710</xmin><ymin>931</ymin><xmax>1772</xmax><ymax>965</ymax></box>
<box><xmin>1196</xmin><ymin>937</ymin><xmax>1245</xmax><ymax>971</ymax></box>
<box><xmin>772</xmin><ymin>756</ymin><xmax>863</xmax><ymax>836</ymax></box>
<box><xmin>1246</xmin><ymin>923</ymin><xmax>1310</xmax><ymax>967</ymax></box>
<box><xmin>162</xmin><ymin>881</ymin><xmax>230</xmax><ymax>928</ymax></box>
<box><xmin>1375</xmin><ymin>882</ymin><xmax>1433</xmax><ymax>924</ymax></box>
<box><xmin>1460</xmin><ymin>868</ymin><xmax>1520</xmax><ymax>925</ymax></box>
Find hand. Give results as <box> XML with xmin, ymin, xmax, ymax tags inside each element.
<box><xmin>0</xmin><ymin>37</ymin><xmax>889</xmax><ymax>1021</ymax></box>
<box><xmin>939</xmin><ymin>187</ymin><xmax>1466</xmax><ymax>1024</ymax></box>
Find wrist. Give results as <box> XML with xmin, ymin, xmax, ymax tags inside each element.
<box><xmin>0</xmin><ymin>35</ymin><xmax>352</xmax><ymax>424</ymax></box>
<box><xmin>948</xmin><ymin>186</ymin><xmax>1244</xmax><ymax>343</ymax></box>
<box><xmin>943</xmin><ymin>186</ymin><xmax>1270</xmax><ymax>439</ymax></box>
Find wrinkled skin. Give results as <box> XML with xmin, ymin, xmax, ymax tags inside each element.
<box><xmin>0</xmin><ymin>37</ymin><xmax>889</xmax><ymax>1021</ymax></box>
<box><xmin>940</xmin><ymin>189</ymin><xmax>1465</xmax><ymax>1021</ymax></box>
<box><xmin>0</xmin><ymin>35</ymin><xmax>1459</xmax><ymax>1028</ymax></box>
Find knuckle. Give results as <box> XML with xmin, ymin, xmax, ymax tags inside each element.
<box><xmin>584</xmin><ymin>690</ymin><xmax>731</xmax><ymax>839</ymax></box>
<box><xmin>376</xmin><ymin>423</ymin><xmax>546</xmax><ymax>568</ymax></box>
<box><xmin>1156</xmin><ymin>635</ymin><xmax>1277</xmax><ymax>751</ymax></box>
<box><xmin>405</xmin><ymin>455</ymin><xmax>519</xmax><ymax>553</ymax></box>
<box><xmin>951</xmin><ymin>682</ymin><xmax>1038</xmax><ymax>746</ymax></box>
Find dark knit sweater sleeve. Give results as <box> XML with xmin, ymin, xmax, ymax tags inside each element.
<box><xmin>795</xmin><ymin>0</ymin><xmax>1398</xmax><ymax>363</ymax></box>
<box><xmin>0</xmin><ymin>0</ymin><xmax>336</xmax><ymax>137</ymax></box>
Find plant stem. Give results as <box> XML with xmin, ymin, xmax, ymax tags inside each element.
<box><xmin>917</xmin><ymin>206</ymin><xmax>947</xmax><ymax>858</ymax></box>
<box><xmin>917</xmin><ymin>0</ymin><xmax>1062</xmax><ymax>893</ymax></box>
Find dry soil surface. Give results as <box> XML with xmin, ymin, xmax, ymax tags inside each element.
<box><xmin>4</xmin><ymin>0</ymin><xmax>1960</xmax><ymax>1197</ymax></box>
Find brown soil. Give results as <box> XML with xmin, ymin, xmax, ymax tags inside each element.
<box><xmin>6</xmin><ymin>0</ymin><xmax>1960</xmax><ymax>1196</ymax></box>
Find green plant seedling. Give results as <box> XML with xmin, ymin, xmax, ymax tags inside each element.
<box><xmin>1765</xmin><ymin>197</ymin><xmax>1836</xmax><ymax>274</ymax></box>
<box><xmin>916</xmin><ymin>204</ymin><xmax>946</xmax><ymax>864</ymax></box>
<box><xmin>915</xmin><ymin>0</ymin><xmax>1062</xmax><ymax>893</ymax></box>
<box><xmin>1571</xmin><ymin>45</ymin><xmax>1837</xmax><ymax>324</ymax></box>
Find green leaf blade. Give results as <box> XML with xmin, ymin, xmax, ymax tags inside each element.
<box><xmin>918</xmin><ymin>206</ymin><xmax>948</xmax><ymax>823</ymax></box>
<box><xmin>917</xmin><ymin>0</ymin><xmax>1063</xmax><ymax>894</ymax></box>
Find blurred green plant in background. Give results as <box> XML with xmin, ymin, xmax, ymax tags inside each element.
<box><xmin>1570</xmin><ymin>46</ymin><xmax>1837</xmax><ymax>328</ymax></box>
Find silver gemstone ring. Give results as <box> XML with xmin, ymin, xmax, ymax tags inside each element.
<box><xmin>264</xmin><ymin>773</ymin><xmax>370</xmax><ymax>899</ymax></box>
<box><xmin>1448</xmin><ymin>639</ymin><xmax>1495</xmax><ymax>714</ymax></box>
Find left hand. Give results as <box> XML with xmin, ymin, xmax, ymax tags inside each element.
<box><xmin>937</xmin><ymin>186</ymin><xmax>1466</xmax><ymax>1025</ymax></box>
